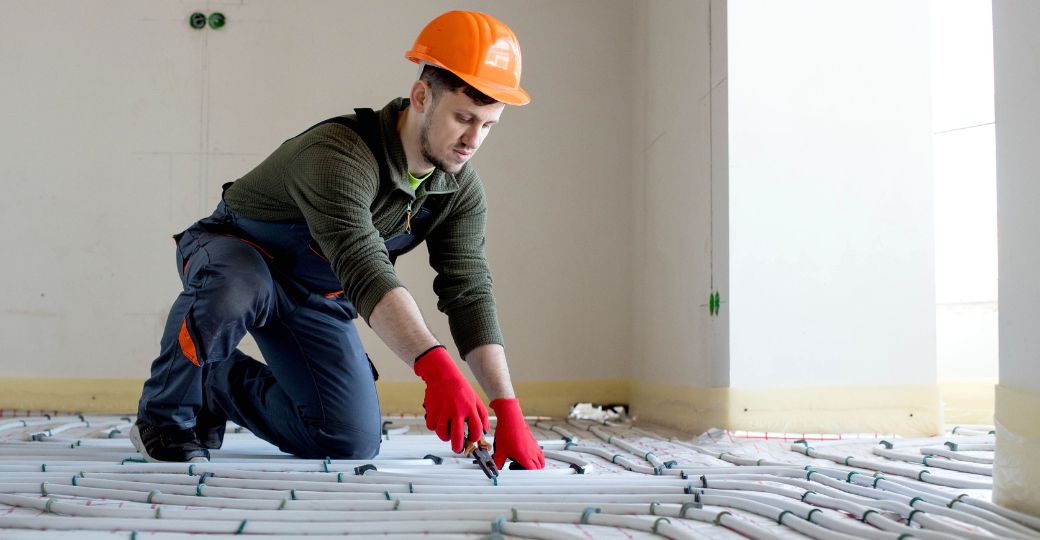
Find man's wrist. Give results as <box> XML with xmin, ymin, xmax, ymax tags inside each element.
<box><xmin>413</xmin><ymin>344</ymin><xmax>446</xmax><ymax>363</ymax></box>
<box><xmin>489</xmin><ymin>397</ymin><xmax>521</xmax><ymax>413</ymax></box>
<box><xmin>465</xmin><ymin>344</ymin><xmax>516</xmax><ymax>400</ymax></box>
<box><xmin>413</xmin><ymin>345</ymin><xmax>464</xmax><ymax>380</ymax></box>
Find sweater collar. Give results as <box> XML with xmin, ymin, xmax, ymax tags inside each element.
<box><xmin>378</xmin><ymin>98</ymin><xmax>462</xmax><ymax>197</ymax></box>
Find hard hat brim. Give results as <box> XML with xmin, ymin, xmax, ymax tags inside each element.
<box><xmin>406</xmin><ymin>52</ymin><xmax>531</xmax><ymax>106</ymax></box>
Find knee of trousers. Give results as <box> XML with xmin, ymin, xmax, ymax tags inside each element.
<box><xmin>193</xmin><ymin>270</ymin><xmax>275</xmax><ymax>329</ymax></box>
<box><xmin>303</xmin><ymin>422</ymin><xmax>381</xmax><ymax>460</ymax></box>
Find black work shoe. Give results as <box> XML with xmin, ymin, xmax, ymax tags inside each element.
<box><xmin>194</xmin><ymin>405</ymin><xmax>227</xmax><ymax>450</ymax></box>
<box><xmin>130</xmin><ymin>419</ymin><xmax>210</xmax><ymax>463</ymax></box>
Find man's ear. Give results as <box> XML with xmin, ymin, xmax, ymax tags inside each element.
<box><xmin>410</xmin><ymin>80</ymin><xmax>432</xmax><ymax>113</ymax></box>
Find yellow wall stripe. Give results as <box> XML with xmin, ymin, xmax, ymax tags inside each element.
<box><xmin>0</xmin><ymin>377</ymin><xmax>983</xmax><ymax>439</ymax></box>
<box><xmin>993</xmin><ymin>384</ymin><xmax>1040</xmax><ymax>516</ymax></box>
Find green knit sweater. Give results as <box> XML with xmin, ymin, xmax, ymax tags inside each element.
<box><xmin>223</xmin><ymin>98</ymin><xmax>501</xmax><ymax>356</ymax></box>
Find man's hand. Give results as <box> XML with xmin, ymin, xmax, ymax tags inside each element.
<box><xmin>413</xmin><ymin>345</ymin><xmax>490</xmax><ymax>453</ymax></box>
<box><xmin>489</xmin><ymin>398</ymin><xmax>545</xmax><ymax>470</ymax></box>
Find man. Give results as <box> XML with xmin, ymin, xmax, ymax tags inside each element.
<box><xmin>131</xmin><ymin>10</ymin><xmax>546</xmax><ymax>471</ymax></box>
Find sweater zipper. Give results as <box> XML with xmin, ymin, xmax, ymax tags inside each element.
<box><xmin>405</xmin><ymin>201</ymin><xmax>412</xmax><ymax>234</ymax></box>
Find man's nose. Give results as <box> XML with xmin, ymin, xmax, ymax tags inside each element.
<box><xmin>461</xmin><ymin>124</ymin><xmax>481</xmax><ymax>149</ymax></box>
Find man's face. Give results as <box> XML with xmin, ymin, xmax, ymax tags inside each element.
<box><xmin>419</xmin><ymin>88</ymin><xmax>506</xmax><ymax>174</ymax></box>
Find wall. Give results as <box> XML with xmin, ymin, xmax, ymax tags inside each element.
<box><xmin>629</xmin><ymin>0</ymin><xmax>944</xmax><ymax>435</ymax></box>
<box><xmin>992</xmin><ymin>0</ymin><xmax>1040</xmax><ymax>517</ymax></box>
<box><xmin>0</xmin><ymin>0</ymin><xmax>635</xmax><ymax>415</ymax></box>
<box><xmin>630</xmin><ymin>0</ymin><xmax>729</xmax><ymax>432</ymax></box>
<box><xmin>728</xmin><ymin>0</ymin><xmax>935</xmax><ymax>389</ymax></box>
<box><xmin>3</xmin><ymin>0</ymin><xmax>1004</xmax><ymax>447</ymax></box>
<box><xmin>723</xmin><ymin>0</ymin><xmax>940</xmax><ymax>434</ymax></box>
<box><xmin>931</xmin><ymin>0</ymin><xmax>998</xmax><ymax>425</ymax></box>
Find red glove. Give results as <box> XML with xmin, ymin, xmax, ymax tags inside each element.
<box><xmin>413</xmin><ymin>345</ymin><xmax>490</xmax><ymax>453</ymax></box>
<box><xmin>489</xmin><ymin>398</ymin><xmax>545</xmax><ymax>470</ymax></box>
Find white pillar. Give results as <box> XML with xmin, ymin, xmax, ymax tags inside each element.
<box><xmin>726</xmin><ymin>0</ymin><xmax>939</xmax><ymax>434</ymax></box>
<box><xmin>993</xmin><ymin>0</ymin><xmax>1040</xmax><ymax>517</ymax></box>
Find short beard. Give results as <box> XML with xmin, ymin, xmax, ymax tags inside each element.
<box><xmin>419</xmin><ymin>113</ymin><xmax>459</xmax><ymax>174</ymax></box>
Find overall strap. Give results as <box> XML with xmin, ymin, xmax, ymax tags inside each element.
<box><xmin>284</xmin><ymin>108</ymin><xmax>390</xmax><ymax>189</ymax></box>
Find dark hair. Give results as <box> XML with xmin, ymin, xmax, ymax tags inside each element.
<box><xmin>420</xmin><ymin>64</ymin><xmax>498</xmax><ymax>106</ymax></box>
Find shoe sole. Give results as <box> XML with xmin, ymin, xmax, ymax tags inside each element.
<box><xmin>130</xmin><ymin>423</ymin><xmax>208</xmax><ymax>463</ymax></box>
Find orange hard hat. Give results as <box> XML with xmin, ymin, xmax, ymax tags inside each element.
<box><xmin>405</xmin><ymin>11</ymin><xmax>530</xmax><ymax>106</ymax></box>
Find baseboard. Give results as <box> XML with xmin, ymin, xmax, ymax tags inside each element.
<box><xmin>0</xmin><ymin>377</ymin><xmax>950</xmax><ymax>438</ymax></box>
<box><xmin>994</xmin><ymin>384</ymin><xmax>1040</xmax><ymax>516</ymax></box>
<box><xmin>629</xmin><ymin>381</ymin><xmax>730</xmax><ymax>434</ymax></box>
<box><xmin>939</xmin><ymin>379</ymin><xmax>996</xmax><ymax>426</ymax></box>
<box><xmin>630</xmin><ymin>381</ymin><xmax>944</xmax><ymax>437</ymax></box>
<box><xmin>0</xmin><ymin>377</ymin><xmax>631</xmax><ymax>420</ymax></box>
<box><xmin>0</xmin><ymin>378</ymin><xmax>143</xmax><ymax>414</ymax></box>
<box><xmin>376</xmin><ymin>379</ymin><xmax>631</xmax><ymax>418</ymax></box>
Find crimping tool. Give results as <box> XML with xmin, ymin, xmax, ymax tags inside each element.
<box><xmin>463</xmin><ymin>437</ymin><xmax>498</xmax><ymax>479</ymax></box>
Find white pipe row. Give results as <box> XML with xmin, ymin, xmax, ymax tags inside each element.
<box><xmin>950</xmin><ymin>426</ymin><xmax>995</xmax><ymax>436</ymax></box>
<box><xmin>697</xmin><ymin>475</ymin><xmax>1030</xmax><ymax>539</ymax></box>
<box><xmin>2</xmin><ymin>474</ymin><xmax>696</xmax><ymax>497</ymax></box>
<box><xmin>559</xmin><ymin>422</ymin><xmax>1032</xmax><ymax>538</ymax></box>
<box><xmin>0</xmin><ymin>414</ymin><xmax>1030</xmax><ymax>540</ymax></box>
<box><xmin>668</xmin><ymin>438</ymin><xmax>790</xmax><ymax>467</ymax></box>
<box><xmin>34</xmin><ymin>419</ymin><xmax>133</xmax><ymax>442</ymax></box>
<box><xmin>875</xmin><ymin>435</ymin><xmax>994</xmax><ymax>449</ymax></box>
<box><xmin>849</xmin><ymin>474</ymin><xmax>1040</xmax><ymax>533</ymax></box>
<box><xmin>533</xmin><ymin>419</ymin><xmax>580</xmax><ymax>444</ymax></box>
<box><xmin>872</xmin><ymin>446</ymin><xmax>993</xmax><ymax>476</ymax></box>
<box><xmin>0</xmin><ymin>470</ymin><xmax>852</xmax><ymax>536</ymax></box>
<box><xmin>0</xmin><ymin>492</ymin><xmax>782</xmax><ymax>540</ymax></box>
<box><xmin>0</xmin><ymin>419</ymin><xmax>52</xmax><ymax>433</ymax></box>
<box><xmin>3</xmin><ymin>533</ymin><xmax>517</xmax><ymax>540</ymax></box>
<box><xmin>783</xmin><ymin>467</ymin><xmax>1037</xmax><ymax>538</ymax></box>
<box><xmin>528</xmin><ymin>424</ymin><xmax>944</xmax><ymax>536</ymax></box>
<box><xmin>565</xmin><ymin>419</ymin><xmax>675</xmax><ymax>474</ymax></box>
<box><xmin>790</xmin><ymin>441</ymin><xmax>993</xmax><ymax>489</ymax></box>
<box><xmin>917</xmin><ymin>446</ymin><xmax>994</xmax><ymax>464</ymax></box>
<box><xmin>941</xmin><ymin>442</ymin><xmax>994</xmax><ymax>452</ymax></box>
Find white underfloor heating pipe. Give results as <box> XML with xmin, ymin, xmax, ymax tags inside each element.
<box><xmin>693</xmin><ymin>477</ymin><xmax>957</xmax><ymax>540</ymax></box>
<box><xmin>790</xmin><ymin>441</ymin><xmax>993</xmax><ymax>489</ymax></box>
<box><xmin>872</xmin><ymin>446</ymin><xmax>993</xmax><ymax>476</ymax></box>
<box><xmin>917</xmin><ymin>446</ymin><xmax>993</xmax><ymax>464</ymax></box>
<box><xmin>0</xmin><ymin>493</ymin><xmax>782</xmax><ymax>540</ymax></box>
<box><xmin>0</xmin><ymin>492</ymin><xmax>781</xmax><ymax>540</ymax></box>
<box><xmin>0</xmin><ymin>415</ymin><xmax>1029</xmax><ymax>540</ymax></box>
<box><xmin>571</xmin><ymin>422</ymin><xmax>1029</xmax><ymax>538</ymax></box>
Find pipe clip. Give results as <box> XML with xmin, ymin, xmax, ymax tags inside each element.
<box><xmin>679</xmin><ymin>501</ymin><xmax>702</xmax><ymax>518</ymax></box>
<box><xmin>355</xmin><ymin>464</ymin><xmax>377</xmax><ymax>475</ymax></box>
<box><xmin>651</xmin><ymin>517</ymin><xmax>671</xmax><ymax>535</ymax></box>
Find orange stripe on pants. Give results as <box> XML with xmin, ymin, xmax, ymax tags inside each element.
<box><xmin>178</xmin><ymin>319</ymin><xmax>201</xmax><ymax>367</ymax></box>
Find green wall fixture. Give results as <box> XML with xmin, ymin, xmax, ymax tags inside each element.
<box><xmin>708</xmin><ymin>291</ymin><xmax>722</xmax><ymax>316</ymax></box>
<box><xmin>189</xmin><ymin>12</ymin><xmax>206</xmax><ymax>30</ymax></box>
<box><xmin>208</xmin><ymin>12</ymin><xmax>226</xmax><ymax>30</ymax></box>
